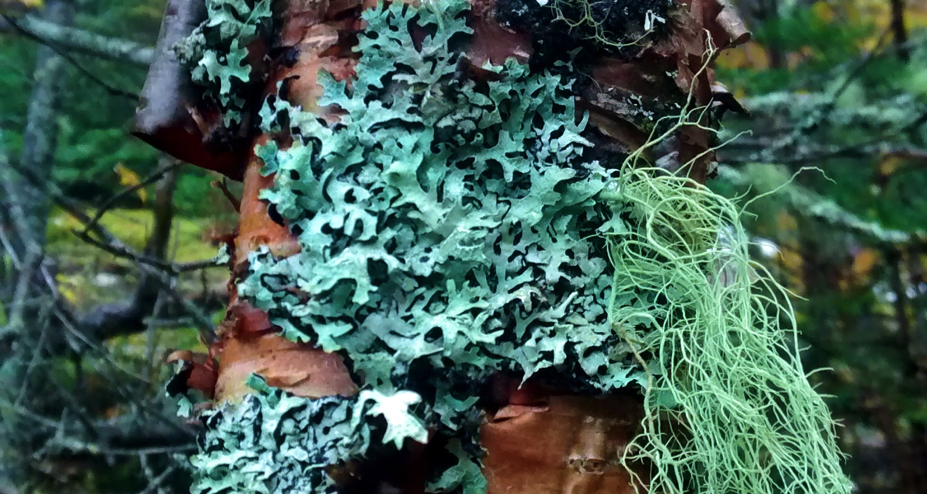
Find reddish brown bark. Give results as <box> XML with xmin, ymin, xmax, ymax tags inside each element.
<box><xmin>133</xmin><ymin>0</ymin><xmax>245</xmax><ymax>178</ymax></box>
<box><xmin>208</xmin><ymin>0</ymin><xmax>367</xmax><ymax>407</ymax></box>
<box><xmin>137</xmin><ymin>0</ymin><xmax>749</xmax><ymax>492</ymax></box>
<box><xmin>482</xmin><ymin>376</ymin><xmax>646</xmax><ymax>493</ymax></box>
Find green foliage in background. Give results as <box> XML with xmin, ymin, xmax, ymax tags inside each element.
<box><xmin>713</xmin><ymin>2</ymin><xmax>926</xmax><ymax>492</ymax></box>
<box><xmin>0</xmin><ymin>0</ymin><xmax>232</xmax><ymax>217</ymax></box>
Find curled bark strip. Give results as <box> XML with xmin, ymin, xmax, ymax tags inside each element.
<box><xmin>216</xmin><ymin>332</ymin><xmax>358</xmax><ymax>402</ymax></box>
<box><xmin>167</xmin><ymin>350</ymin><xmax>219</xmax><ymax>398</ymax></box>
<box><xmin>706</xmin><ymin>0</ymin><xmax>751</xmax><ymax>50</ymax></box>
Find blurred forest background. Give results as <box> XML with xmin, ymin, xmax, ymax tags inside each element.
<box><xmin>0</xmin><ymin>0</ymin><xmax>925</xmax><ymax>493</ymax></box>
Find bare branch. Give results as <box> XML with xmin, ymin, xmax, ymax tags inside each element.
<box><xmin>81</xmin><ymin>161</ymin><xmax>181</xmax><ymax>237</ymax></box>
<box><xmin>3</xmin><ymin>14</ymin><xmax>142</xmax><ymax>100</ymax></box>
<box><xmin>0</xmin><ymin>14</ymin><xmax>154</xmax><ymax>67</ymax></box>
<box><xmin>140</xmin><ymin>465</ymin><xmax>177</xmax><ymax>494</ymax></box>
<box><xmin>1</xmin><ymin>397</ymin><xmax>197</xmax><ymax>458</ymax></box>
<box><xmin>1</xmin><ymin>240</ymin><xmax>42</xmax><ymax>340</ymax></box>
<box><xmin>3</xmin><ymin>157</ymin><xmax>219</xmax><ymax>349</ymax></box>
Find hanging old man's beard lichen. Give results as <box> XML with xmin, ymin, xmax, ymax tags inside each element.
<box><xmin>150</xmin><ymin>0</ymin><xmax>851</xmax><ymax>493</ymax></box>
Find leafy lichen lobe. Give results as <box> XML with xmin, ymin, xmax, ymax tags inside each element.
<box><xmin>174</xmin><ymin>0</ymin><xmax>273</xmax><ymax>127</ymax></box>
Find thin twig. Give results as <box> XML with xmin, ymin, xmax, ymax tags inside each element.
<box><xmin>176</xmin><ymin>258</ymin><xmax>225</xmax><ymax>272</ymax></box>
<box><xmin>7</xmin><ymin>158</ymin><xmax>224</xmax><ymax>277</ymax></box>
<box><xmin>140</xmin><ymin>466</ymin><xmax>176</xmax><ymax>494</ymax></box>
<box><xmin>14</xmin><ymin>311</ymin><xmax>52</xmax><ymax>407</ymax></box>
<box><xmin>0</xmin><ymin>226</ymin><xmax>22</xmax><ymax>268</ymax></box>
<box><xmin>72</xmin><ymin>229</ymin><xmax>178</xmax><ymax>272</ymax></box>
<box><xmin>5</xmin><ymin>250</ymin><xmax>44</xmax><ymax>338</ymax></box>
<box><xmin>143</xmin><ymin>293</ymin><xmax>167</xmax><ymax>384</ymax></box>
<box><xmin>0</xmin><ymin>397</ymin><xmax>61</xmax><ymax>430</ymax></box>
<box><xmin>212</xmin><ymin>178</ymin><xmax>241</xmax><ymax>212</ymax></box>
<box><xmin>5</xmin><ymin>157</ymin><xmax>218</xmax><ymax>343</ymax></box>
<box><xmin>81</xmin><ymin>161</ymin><xmax>181</xmax><ymax>237</ymax></box>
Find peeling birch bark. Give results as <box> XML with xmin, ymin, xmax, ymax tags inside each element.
<box><xmin>135</xmin><ymin>0</ymin><xmax>749</xmax><ymax>492</ymax></box>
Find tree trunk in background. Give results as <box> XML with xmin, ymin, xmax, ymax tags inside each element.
<box><xmin>16</xmin><ymin>0</ymin><xmax>74</xmax><ymax>250</ymax></box>
<box><xmin>0</xmin><ymin>0</ymin><xmax>74</xmax><ymax>458</ymax></box>
<box><xmin>137</xmin><ymin>0</ymin><xmax>748</xmax><ymax>492</ymax></box>
<box><xmin>0</xmin><ymin>0</ymin><xmax>74</xmax><ymax>339</ymax></box>
<box><xmin>889</xmin><ymin>0</ymin><xmax>909</xmax><ymax>61</ymax></box>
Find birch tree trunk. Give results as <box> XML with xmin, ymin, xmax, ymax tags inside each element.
<box><xmin>136</xmin><ymin>0</ymin><xmax>749</xmax><ymax>492</ymax></box>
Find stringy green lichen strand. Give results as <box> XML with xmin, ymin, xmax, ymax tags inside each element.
<box><xmin>549</xmin><ymin>0</ymin><xmax>670</xmax><ymax>48</ymax></box>
<box><xmin>604</xmin><ymin>167</ymin><xmax>852</xmax><ymax>493</ymax></box>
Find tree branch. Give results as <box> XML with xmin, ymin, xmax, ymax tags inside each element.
<box><xmin>1</xmin><ymin>398</ymin><xmax>197</xmax><ymax>460</ymax></box>
<box><xmin>2</xmin><ymin>13</ymin><xmax>141</xmax><ymax>101</ymax></box>
<box><xmin>80</xmin><ymin>161</ymin><xmax>180</xmax><ymax>238</ymax></box>
<box><xmin>2</xmin><ymin>157</ymin><xmax>219</xmax><ymax>352</ymax></box>
<box><xmin>0</xmin><ymin>14</ymin><xmax>154</xmax><ymax>67</ymax></box>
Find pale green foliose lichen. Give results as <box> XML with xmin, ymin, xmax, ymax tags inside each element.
<box><xmin>177</xmin><ymin>1</ymin><xmax>852</xmax><ymax>493</ymax></box>
<box><xmin>233</xmin><ymin>0</ymin><xmax>641</xmax><ymax>490</ymax></box>
<box><xmin>174</xmin><ymin>0</ymin><xmax>273</xmax><ymax>126</ymax></box>
<box><xmin>188</xmin><ymin>375</ymin><xmax>429</xmax><ymax>493</ymax></box>
<box><xmin>240</xmin><ymin>0</ymin><xmax>640</xmax><ymax>420</ymax></box>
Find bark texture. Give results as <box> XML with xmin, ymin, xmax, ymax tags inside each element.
<box><xmin>137</xmin><ymin>0</ymin><xmax>749</xmax><ymax>492</ymax></box>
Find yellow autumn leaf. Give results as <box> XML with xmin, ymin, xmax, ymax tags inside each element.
<box><xmin>55</xmin><ymin>273</ymin><xmax>79</xmax><ymax>304</ymax></box>
<box><xmin>129</xmin><ymin>4</ymin><xmax>163</xmax><ymax>20</ymax></box>
<box><xmin>879</xmin><ymin>154</ymin><xmax>905</xmax><ymax>175</ymax></box>
<box><xmin>776</xmin><ymin>210</ymin><xmax>799</xmax><ymax>232</ymax></box>
<box><xmin>851</xmin><ymin>248</ymin><xmax>879</xmax><ymax>278</ymax></box>
<box><xmin>104</xmin><ymin>406</ymin><xmax>123</xmax><ymax>420</ymax></box>
<box><xmin>778</xmin><ymin>245</ymin><xmax>804</xmax><ymax>272</ymax></box>
<box><xmin>0</xmin><ymin>0</ymin><xmax>44</xmax><ymax>13</ymax></box>
<box><xmin>716</xmin><ymin>41</ymin><xmax>772</xmax><ymax>71</ymax></box>
<box><xmin>114</xmin><ymin>163</ymin><xmax>147</xmax><ymax>204</ymax></box>
<box><xmin>909</xmin><ymin>0</ymin><xmax>928</xmax><ymax>29</ymax></box>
